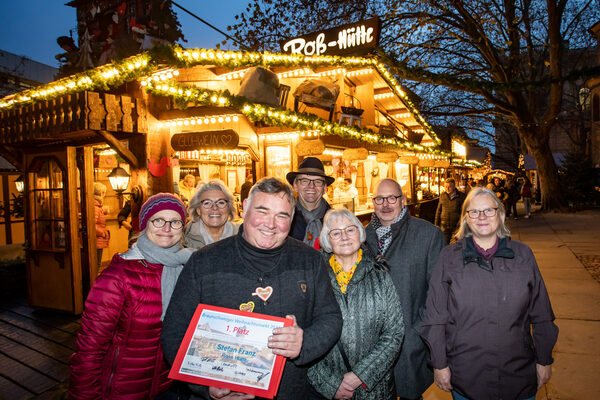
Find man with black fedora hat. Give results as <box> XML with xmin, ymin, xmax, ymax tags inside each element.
<box><xmin>286</xmin><ymin>156</ymin><xmax>335</xmax><ymax>249</ymax></box>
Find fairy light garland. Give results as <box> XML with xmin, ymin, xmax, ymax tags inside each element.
<box><xmin>161</xmin><ymin>114</ymin><xmax>240</xmax><ymax>128</ymax></box>
<box><xmin>453</xmin><ymin>159</ymin><xmax>483</xmax><ymax>168</ymax></box>
<box><xmin>0</xmin><ymin>53</ymin><xmax>153</xmax><ymax>109</ymax></box>
<box><xmin>0</xmin><ymin>44</ymin><xmax>441</xmax><ymax>146</ymax></box>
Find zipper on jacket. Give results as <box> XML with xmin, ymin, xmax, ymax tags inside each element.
<box><xmin>106</xmin><ymin>346</ymin><xmax>119</xmax><ymax>394</ymax></box>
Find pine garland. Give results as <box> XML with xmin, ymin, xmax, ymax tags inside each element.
<box><xmin>0</xmin><ymin>44</ymin><xmax>447</xmax><ymax>152</ymax></box>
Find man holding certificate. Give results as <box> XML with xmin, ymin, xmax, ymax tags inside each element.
<box><xmin>162</xmin><ymin>177</ymin><xmax>343</xmax><ymax>399</ymax></box>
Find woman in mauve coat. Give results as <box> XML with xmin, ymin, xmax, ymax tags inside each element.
<box><xmin>420</xmin><ymin>187</ymin><xmax>559</xmax><ymax>400</ymax></box>
<box><xmin>69</xmin><ymin>193</ymin><xmax>193</xmax><ymax>399</ymax></box>
<box><xmin>308</xmin><ymin>209</ymin><xmax>404</xmax><ymax>400</ymax></box>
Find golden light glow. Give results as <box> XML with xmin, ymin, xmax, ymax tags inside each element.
<box><xmin>218</xmin><ymin>68</ymin><xmax>250</xmax><ymax>80</ymax></box>
<box><xmin>346</xmin><ymin>68</ymin><xmax>373</xmax><ymax>77</ymax></box>
<box><xmin>277</xmin><ymin>68</ymin><xmax>312</xmax><ymax>79</ymax></box>
<box><xmin>175</xmin><ymin>149</ymin><xmax>248</xmax><ymax>159</ymax></box>
<box><xmin>374</xmin><ymin>92</ymin><xmax>394</xmax><ymax>100</ymax></box>
<box><xmin>324</xmin><ymin>148</ymin><xmax>344</xmax><ymax>157</ymax></box>
<box><xmin>452</xmin><ymin>140</ymin><xmax>467</xmax><ymax>158</ymax></box>
<box><xmin>161</xmin><ymin>114</ymin><xmax>241</xmax><ymax>128</ymax></box>
<box><xmin>316</xmin><ymin>68</ymin><xmax>346</xmax><ymax>77</ymax></box>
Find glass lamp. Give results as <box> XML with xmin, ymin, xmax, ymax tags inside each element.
<box><xmin>107</xmin><ymin>166</ymin><xmax>130</xmax><ymax>194</ymax></box>
<box><xmin>15</xmin><ymin>175</ymin><xmax>24</xmax><ymax>193</ymax></box>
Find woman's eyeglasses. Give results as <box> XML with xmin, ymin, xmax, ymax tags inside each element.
<box><xmin>150</xmin><ymin>218</ymin><xmax>184</xmax><ymax>230</ymax></box>
<box><xmin>200</xmin><ymin>199</ymin><xmax>228</xmax><ymax>209</ymax></box>
<box><xmin>466</xmin><ymin>208</ymin><xmax>498</xmax><ymax>219</ymax></box>
<box><xmin>328</xmin><ymin>225</ymin><xmax>359</xmax><ymax>240</ymax></box>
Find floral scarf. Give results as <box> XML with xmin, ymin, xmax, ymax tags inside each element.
<box><xmin>329</xmin><ymin>248</ymin><xmax>363</xmax><ymax>294</ymax></box>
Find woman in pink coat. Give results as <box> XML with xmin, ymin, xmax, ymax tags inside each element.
<box><xmin>70</xmin><ymin>193</ymin><xmax>193</xmax><ymax>399</ymax></box>
<box><xmin>94</xmin><ymin>182</ymin><xmax>110</xmax><ymax>269</ymax></box>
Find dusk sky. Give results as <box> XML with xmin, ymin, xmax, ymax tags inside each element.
<box><xmin>0</xmin><ymin>0</ymin><xmax>252</xmax><ymax>68</ymax></box>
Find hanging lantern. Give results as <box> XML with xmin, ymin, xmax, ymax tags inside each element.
<box><xmin>14</xmin><ymin>175</ymin><xmax>24</xmax><ymax>193</ymax></box>
<box><xmin>107</xmin><ymin>166</ymin><xmax>130</xmax><ymax>194</ymax></box>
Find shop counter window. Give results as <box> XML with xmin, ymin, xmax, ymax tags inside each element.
<box><xmin>265</xmin><ymin>144</ymin><xmax>291</xmax><ymax>180</ymax></box>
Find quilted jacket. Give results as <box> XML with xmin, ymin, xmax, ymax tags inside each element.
<box><xmin>69</xmin><ymin>253</ymin><xmax>171</xmax><ymax>399</ymax></box>
<box><xmin>94</xmin><ymin>200</ymin><xmax>110</xmax><ymax>249</ymax></box>
<box><xmin>308</xmin><ymin>247</ymin><xmax>405</xmax><ymax>399</ymax></box>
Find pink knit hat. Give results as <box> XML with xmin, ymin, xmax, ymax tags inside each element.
<box><xmin>139</xmin><ymin>193</ymin><xmax>187</xmax><ymax>230</ymax></box>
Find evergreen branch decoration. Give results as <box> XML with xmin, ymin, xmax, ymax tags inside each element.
<box><xmin>143</xmin><ymin>77</ymin><xmax>450</xmax><ymax>156</ymax></box>
<box><xmin>0</xmin><ymin>53</ymin><xmax>155</xmax><ymax>109</ymax></box>
<box><xmin>0</xmin><ymin>44</ymin><xmax>442</xmax><ymax>146</ymax></box>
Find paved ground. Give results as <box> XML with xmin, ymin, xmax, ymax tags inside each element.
<box><xmin>424</xmin><ymin>204</ymin><xmax>600</xmax><ymax>400</ymax></box>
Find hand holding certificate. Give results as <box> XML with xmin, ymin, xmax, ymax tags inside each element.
<box><xmin>267</xmin><ymin>315</ymin><xmax>303</xmax><ymax>359</ymax></box>
<box><xmin>168</xmin><ymin>304</ymin><xmax>294</xmax><ymax>399</ymax></box>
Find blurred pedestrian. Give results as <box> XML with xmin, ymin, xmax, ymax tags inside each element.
<box><xmin>521</xmin><ymin>177</ymin><xmax>533</xmax><ymax>218</ymax></box>
<box><xmin>178</xmin><ymin>174</ymin><xmax>197</xmax><ymax>204</ymax></box>
<box><xmin>505</xmin><ymin>176</ymin><xmax>520</xmax><ymax>219</ymax></box>
<box><xmin>435</xmin><ymin>178</ymin><xmax>466</xmax><ymax>244</ymax></box>
<box><xmin>93</xmin><ymin>182</ymin><xmax>109</xmax><ymax>269</ymax></box>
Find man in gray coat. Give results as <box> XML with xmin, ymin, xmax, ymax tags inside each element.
<box><xmin>366</xmin><ymin>178</ymin><xmax>445</xmax><ymax>400</ymax></box>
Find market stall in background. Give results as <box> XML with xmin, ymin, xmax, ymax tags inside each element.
<box><xmin>0</xmin><ymin>27</ymin><xmax>462</xmax><ymax>312</ymax></box>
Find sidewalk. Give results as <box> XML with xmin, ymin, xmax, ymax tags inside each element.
<box><xmin>424</xmin><ymin>204</ymin><xmax>600</xmax><ymax>400</ymax></box>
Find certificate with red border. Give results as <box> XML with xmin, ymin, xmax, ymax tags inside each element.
<box><xmin>168</xmin><ymin>304</ymin><xmax>292</xmax><ymax>399</ymax></box>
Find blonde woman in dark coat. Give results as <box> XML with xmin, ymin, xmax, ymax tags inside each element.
<box><xmin>420</xmin><ymin>187</ymin><xmax>558</xmax><ymax>400</ymax></box>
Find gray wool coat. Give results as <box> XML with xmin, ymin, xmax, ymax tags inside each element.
<box><xmin>366</xmin><ymin>213</ymin><xmax>445</xmax><ymax>399</ymax></box>
<box><xmin>308</xmin><ymin>247</ymin><xmax>405</xmax><ymax>399</ymax></box>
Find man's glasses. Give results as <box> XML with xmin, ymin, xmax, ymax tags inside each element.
<box><xmin>200</xmin><ymin>199</ymin><xmax>229</xmax><ymax>209</ymax></box>
<box><xmin>150</xmin><ymin>218</ymin><xmax>184</xmax><ymax>230</ymax></box>
<box><xmin>295</xmin><ymin>178</ymin><xmax>326</xmax><ymax>188</ymax></box>
<box><xmin>466</xmin><ymin>208</ymin><xmax>498</xmax><ymax>219</ymax></box>
<box><xmin>328</xmin><ymin>225</ymin><xmax>359</xmax><ymax>240</ymax></box>
<box><xmin>373</xmin><ymin>195</ymin><xmax>402</xmax><ymax>205</ymax></box>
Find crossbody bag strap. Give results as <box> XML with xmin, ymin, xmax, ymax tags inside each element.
<box><xmin>337</xmin><ymin>340</ymin><xmax>352</xmax><ymax>372</ymax></box>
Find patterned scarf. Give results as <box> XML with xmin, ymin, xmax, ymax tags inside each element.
<box><xmin>135</xmin><ymin>233</ymin><xmax>194</xmax><ymax>320</ymax></box>
<box><xmin>370</xmin><ymin>207</ymin><xmax>407</xmax><ymax>255</ymax></box>
<box><xmin>297</xmin><ymin>198</ymin><xmax>329</xmax><ymax>248</ymax></box>
<box><xmin>329</xmin><ymin>249</ymin><xmax>363</xmax><ymax>294</ymax></box>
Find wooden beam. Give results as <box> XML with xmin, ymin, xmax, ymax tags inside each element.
<box><xmin>0</xmin><ymin>146</ymin><xmax>23</xmax><ymax>170</ymax></box>
<box><xmin>95</xmin><ymin>130</ymin><xmax>139</xmax><ymax>169</ymax></box>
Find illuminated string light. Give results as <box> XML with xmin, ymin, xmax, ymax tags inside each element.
<box><xmin>161</xmin><ymin>114</ymin><xmax>240</xmax><ymax>128</ymax></box>
<box><xmin>0</xmin><ymin>44</ymin><xmax>441</xmax><ymax>146</ymax></box>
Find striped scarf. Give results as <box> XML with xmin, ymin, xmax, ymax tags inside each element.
<box><xmin>370</xmin><ymin>207</ymin><xmax>407</xmax><ymax>255</ymax></box>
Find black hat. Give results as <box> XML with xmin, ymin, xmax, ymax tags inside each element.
<box><xmin>286</xmin><ymin>157</ymin><xmax>335</xmax><ymax>186</ymax></box>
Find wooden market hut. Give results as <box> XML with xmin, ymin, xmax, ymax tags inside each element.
<box><xmin>0</xmin><ymin>45</ymin><xmax>452</xmax><ymax>313</ymax></box>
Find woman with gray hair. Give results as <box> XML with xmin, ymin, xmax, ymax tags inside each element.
<box><xmin>308</xmin><ymin>208</ymin><xmax>404</xmax><ymax>400</ymax></box>
<box><xmin>420</xmin><ymin>187</ymin><xmax>559</xmax><ymax>400</ymax></box>
<box><xmin>184</xmin><ymin>180</ymin><xmax>239</xmax><ymax>249</ymax></box>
